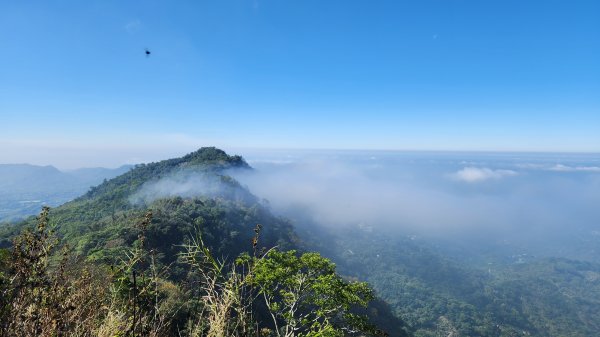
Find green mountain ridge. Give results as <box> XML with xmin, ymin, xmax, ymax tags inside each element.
<box><xmin>0</xmin><ymin>147</ymin><xmax>408</xmax><ymax>336</ymax></box>
<box><xmin>1</xmin><ymin>147</ymin><xmax>290</xmax><ymax>261</ymax></box>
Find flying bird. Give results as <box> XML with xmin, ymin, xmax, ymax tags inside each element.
<box><xmin>144</xmin><ymin>48</ymin><xmax>151</xmax><ymax>57</ymax></box>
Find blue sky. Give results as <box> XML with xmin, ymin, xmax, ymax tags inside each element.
<box><xmin>1</xmin><ymin>0</ymin><xmax>598</xmax><ymax>168</ymax></box>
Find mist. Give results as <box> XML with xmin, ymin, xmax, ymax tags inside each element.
<box><xmin>129</xmin><ymin>168</ymin><xmax>255</xmax><ymax>205</ymax></box>
<box><xmin>230</xmin><ymin>151</ymin><xmax>600</xmax><ymax>258</ymax></box>
<box><xmin>124</xmin><ymin>150</ymin><xmax>600</xmax><ymax>259</ymax></box>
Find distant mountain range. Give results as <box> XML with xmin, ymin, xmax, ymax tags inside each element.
<box><xmin>0</xmin><ymin>163</ymin><xmax>132</xmax><ymax>222</ymax></box>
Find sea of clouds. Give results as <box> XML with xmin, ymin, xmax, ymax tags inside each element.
<box><xmin>230</xmin><ymin>151</ymin><xmax>600</xmax><ymax>254</ymax></box>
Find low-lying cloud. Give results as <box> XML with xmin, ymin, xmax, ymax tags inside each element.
<box><xmin>123</xmin><ymin>150</ymin><xmax>600</xmax><ymax>258</ymax></box>
<box><xmin>547</xmin><ymin>164</ymin><xmax>600</xmax><ymax>172</ymax></box>
<box><xmin>451</xmin><ymin>167</ymin><xmax>518</xmax><ymax>183</ymax></box>
<box><xmin>129</xmin><ymin>169</ymin><xmax>252</xmax><ymax>205</ymax></box>
<box><xmin>232</xmin><ymin>152</ymin><xmax>600</xmax><ymax>245</ymax></box>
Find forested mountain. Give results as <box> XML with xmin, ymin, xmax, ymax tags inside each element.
<box><xmin>305</xmin><ymin>225</ymin><xmax>600</xmax><ymax>337</ymax></box>
<box><xmin>0</xmin><ymin>164</ymin><xmax>131</xmax><ymax>223</ymax></box>
<box><xmin>0</xmin><ymin>148</ymin><xmax>295</xmax><ymax>259</ymax></box>
<box><xmin>0</xmin><ymin>148</ymin><xmax>407</xmax><ymax>336</ymax></box>
<box><xmin>2</xmin><ymin>148</ymin><xmax>598</xmax><ymax>336</ymax></box>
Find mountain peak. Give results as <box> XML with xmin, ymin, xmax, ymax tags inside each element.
<box><xmin>81</xmin><ymin>147</ymin><xmax>249</xmax><ymax>201</ymax></box>
<box><xmin>179</xmin><ymin>147</ymin><xmax>249</xmax><ymax>169</ymax></box>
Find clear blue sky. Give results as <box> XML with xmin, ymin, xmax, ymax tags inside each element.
<box><xmin>1</xmin><ymin>0</ymin><xmax>598</xmax><ymax>168</ymax></box>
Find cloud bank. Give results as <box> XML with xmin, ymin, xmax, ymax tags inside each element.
<box><xmin>231</xmin><ymin>152</ymin><xmax>600</xmax><ymax>243</ymax></box>
<box><xmin>129</xmin><ymin>169</ymin><xmax>253</xmax><ymax>205</ymax></box>
<box><xmin>547</xmin><ymin>164</ymin><xmax>600</xmax><ymax>172</ymax></box>
<box><xmin>451</xmin><ymin>167</ymin><xmax>518</xmax><ymax>183</ymax></box>
<box><xmin>122</xmin><ymin>150</ymin><xmax>600</xmax><ymax>259</ymax></box>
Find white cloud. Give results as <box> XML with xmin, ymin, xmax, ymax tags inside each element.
<box><xmin>515</xmin><ymin>163</ymin><xmax>600</xmax><ymax>172</ymax></box>
<box><xmin>515</xmin><ymin>163</ymin><xmax>547</xmax><ymax>169</ymax></box>
<box><xmin>225</xmin><ymin>153</ymin><xmax>600</xmax><ymax>243</ymax></box>
<box><xmin>452</xmin><ymin>167</ymin><xmax>518</xmax><ymax>183</ymax></box>
<box><xmin>547</xmin><ymin>164</ymin><xmax>600</xmax><ymax>172</ymax></box>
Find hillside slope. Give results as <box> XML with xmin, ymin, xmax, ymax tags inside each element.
<box><xmin>2</xmin><ymin>148</ymin><xmax>294</xmax><ymax>263</ymax></box>
<box><xmin>320</xmin><ymin>226</ymin><xmax>600</xmax><ymax>337</ymax></box>
<box><xmin>0</xmin><ymin>147</ymin><xmax>409</xmax><ymax>336</ymax></box>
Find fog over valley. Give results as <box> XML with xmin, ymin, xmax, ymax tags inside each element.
<box><xmin>232</xmin><ymin>150</ymin><xmax>600</xmax><ymax>262</ymax></box>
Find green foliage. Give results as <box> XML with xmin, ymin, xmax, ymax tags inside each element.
<box><xmin>251</xmin><ymin>249</ymin><xmax>376</xmax><ymax>337</ymax></box>
<box><xmin>1</xmin><ymin>208</ymin><xmax>383</xmax><ymax>336</ymax></box>
<box><xmin>0</xmin><ymin>207</ymin><xmax>108</xmax><ymax>337</ymax></box>
<box><xmin>83</xmin><ymin>147</ymin><xmax>248</xmax><ymax>203</ymax></box>
<box><xmin>1</xmin><ymin>148</ymin><xmax>296</xmax><ymax>274</ymax></box>
<box><xmin>321</xmin><ymin>227</ymin><xmax>600</xmax><ymax>337</ymax></box>
<box><xmin>179</xmin><ymin>225</ymin><xmax>382</xmax><ymax>337</ymax></box>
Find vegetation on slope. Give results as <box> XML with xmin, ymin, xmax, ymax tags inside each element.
<box><xmin>0</xmin><ymin>148</ymin><xmax>407</xmax><ymax>336</ymax></box>
<box><xmin>323</xmin><ymin>227</ymin><xmax>600</xmax><ymax>337</ymax></box>
<box><xmin>0</xmin><ymin>147</ymin><xmax>288</xmax><ymax>258</ymax></box>
<box><xmin>0</xmin><ymin>207</ymin><xmax>381</xmax><ymax>336</ymax></box>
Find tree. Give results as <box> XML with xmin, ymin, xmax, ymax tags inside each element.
<box><xmin>250</xmin><ymin>249</ymin><xmax>376</xmax><ymax>337</ymax></box>
<box><xmin>1</xmin><ymin>207</ymin><xmax>106</xmax><ymax>337</ymax></box>
<box><xmin>181</xmin><ymin>224</ymin><xmax>381</xmax><ymax>337</ymax></box>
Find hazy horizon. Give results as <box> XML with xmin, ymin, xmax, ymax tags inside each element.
<box><xmin>2</xmin><ymin>147</ymin><xmax>600</xmax><ymax>171</ymax></box>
